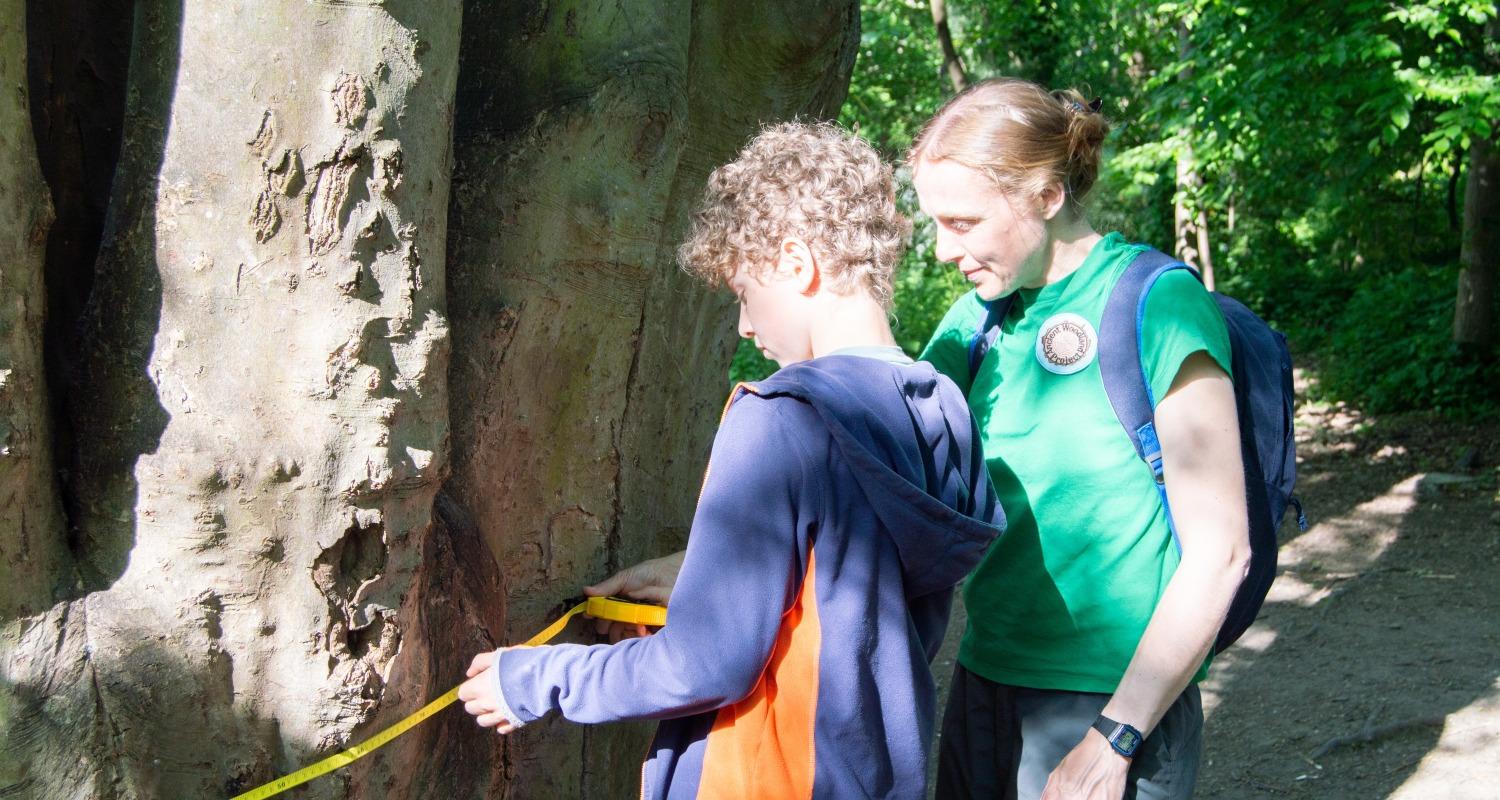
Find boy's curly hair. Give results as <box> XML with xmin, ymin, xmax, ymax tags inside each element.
<box><xmin>678</xmin><ymin>121</ymin><xmax>911</xmax><ymax>308</ymax></box>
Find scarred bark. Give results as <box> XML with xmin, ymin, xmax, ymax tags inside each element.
<box><xmin>445</xmin><ymin>1</ymin><xmax>859</xmax><ymax>796</ymax></box>
<box><xmin>2</xmin><ymin>2</ymin><xmax>463</xmax><ymax>798</ymax></box>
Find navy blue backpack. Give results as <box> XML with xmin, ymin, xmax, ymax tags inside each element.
<box><xmin>967</xmin><ymin>248</ymin><xmax>1306</xmax><ymax>653</ymax></box>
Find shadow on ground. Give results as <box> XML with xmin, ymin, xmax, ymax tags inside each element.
<box><xmin>1198</xmin><ymin>394</ymin><xmax>1500</xmax><ymax>798</ymax></box>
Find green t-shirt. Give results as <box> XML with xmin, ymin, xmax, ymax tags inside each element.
<box><xmin>920</xmin><ymin>232</ymin><xmax>1232</xmax><ymax>693</ymax></box>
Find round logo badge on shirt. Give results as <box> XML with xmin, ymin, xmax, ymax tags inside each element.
<box><xmin>1035</xmin><ymin>312</ymin><xmax>1098</xmax><ymax>375</ymax></box>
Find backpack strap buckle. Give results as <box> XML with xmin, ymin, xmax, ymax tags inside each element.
<box><xmin>1136</xmin><ymin>421</ymin><xmax>1165</xmax><ymax>481</ymax></box>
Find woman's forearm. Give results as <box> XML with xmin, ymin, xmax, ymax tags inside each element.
<box><xmin>1102</xmin><ymin>545</ymin><xmax>1246</xmax><ymax>733</ymax></box>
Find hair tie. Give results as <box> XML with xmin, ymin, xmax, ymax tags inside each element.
<box><xmin>1056</xmin><ymin>92</ymin><xmax>1104</xmax><ymax>115</ymax></box>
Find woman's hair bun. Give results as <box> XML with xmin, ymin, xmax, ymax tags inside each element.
<box><xmin>1052</xmin><ymin>88</ymin><xmax>1110</xmax><ymax>203</ymax></box>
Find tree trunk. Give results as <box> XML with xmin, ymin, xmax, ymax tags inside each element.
<box><xmin>2</xmin><ymin>3</ymin><xmax>465</xmax><ymax>799</ymax></box>
<box><xmin>0</xmin><ymin>0</ymin><xmax>71</xmax><ymax>622</ymax></box>
<box><xmin>1195</xmin><ymin>202</ymin><xmax>1216</xmax><ymax>292</ymax></box>
<box><xmin>24</xmin><ymin>0</ymin><xmax>135</xmax><ymax>527</ymax></box>
<box><xmin>1174</xmin><ymin>144</ymin><xmax>1216</xmax><ymax>291</ymax></box>
<box><xmin>1173</xmin><ymin>23</ymin><xmax>1214</xmax><ymax>290</ymax></box>
<box><xmin>1455</xmin><ymin>134</ymin><xmax>1498</xmax><ymax>349</ymax></box>
<box><xmin>931</xmin><ymin>0</ymin><xmax>969</xmax><ymax>93</ymax></box>
<box><xmin>444</xmin><ymin>1</ymin><xmax>859</xmax><ymax>796</ymax></box>
<box><xmin>1454</xmin><ymin>16</ymin><xmax>1499</xmax><ymax>350</ymax></box>
<box><xmin>1448</xmin><ymin>153</ymin><xmax>1463</xmax><ymax>232</ymax></box>
<box><xmin>1</xmin><ymin>1</ymin><xmax>860</xmax><ymax>797</ymax></box>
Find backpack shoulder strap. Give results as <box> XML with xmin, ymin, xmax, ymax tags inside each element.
<box><xmin>1098</xmin><ymin>248</ymin><xmax>1202</xmax><ymax>480</ymax></box>
<box><xmin>966</xmin><ymin>293</ymin><xmax>1017</xmax><ymax>383</ymax></box>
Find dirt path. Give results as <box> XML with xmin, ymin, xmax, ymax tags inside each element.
<box><xmin>1199</xmin><ymin>388</ymin><xmax>1500</xmax><ymax>798</ymax></box>
<box><xmin>932</xmin><ymin>377</ymin><xmax>1500</xmax><ymax>798</ymax></box>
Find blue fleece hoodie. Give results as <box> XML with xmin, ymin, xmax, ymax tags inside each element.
<box><xmin>495</xmin><ymin>355</ymin><xmax>1004</xmax><ymax>799</ymax></box>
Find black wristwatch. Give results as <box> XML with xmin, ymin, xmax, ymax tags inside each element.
<box><xmin>1092</xmin><ymin>714</ymin><xmax>1145</xmax><ymax>758</ymax></box>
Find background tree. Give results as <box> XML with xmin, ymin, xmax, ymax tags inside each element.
<box><xmin>1455</xmin><ymin>14</ymin><xmax>1498</xmax><ymax>351</ymax></box>
<box><xmin>930</xmin><ymin>0</ymin><xmax>970</xmax><ymax>92</ymax></box>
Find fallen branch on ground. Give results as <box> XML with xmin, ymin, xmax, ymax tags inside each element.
<box><xmin>1310</xmin><ymin>705</ymin><xmax>1448</xmax><ymax>759</ymax></box>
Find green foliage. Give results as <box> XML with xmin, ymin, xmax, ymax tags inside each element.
<box><xmin>725</xmin><ymin>0</ymin><xmax>1500</xmax><ymax>416</ymax></box>
<box><xmin>728</xmin><ymin>338</ymin><xmax>777</xmax><ymax>384</ymax></box>
<box><xmin>890</xmin><ymin>236</ymin><xmax>971</xmax><ymax>354</ymax></box>
<box><xmin>844</xmin><ymin>0</ymin><xmax>950</xmax><ymax>156</ymax></box>
<box><xmin>1314</xmin><ymin>265</ymin><xmax>1499</xmax><ymax>416</ymax></box>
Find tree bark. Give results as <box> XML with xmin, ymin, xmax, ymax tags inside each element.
<box><xmin>0</xmin><ymin>0</ymin><xmax>72</xmax><ymax>622</ymax></box>
<box><xmin>2</xmin><ymin>3</ymin><xmax>465</xmax><ymax>799</ymax></box>
<box><xmin>24</xmin><ymin>0</ymin><xmax>135</xmax><ymax>525</ymax></box>
<box><xmin>1454</xmin><ymin>16</ymin><xmax>1499</xmax><ymax>350</ymax></box>
<box><xmin>445</xmin><ymin>1</ymin><xmax>859</xmax><ymax>796</ymax></box>
<box><xmin>1455</xmin><ymin>134</ymin><xmax>1498</xmax><ymax>349</ymax></box>
<box><xmin>1195</xmin><ymin>203</ymin><xmax>1216</xmax><ymax>292</ymax></box>
<box><xmin>931</xmin><ymin>0</ymin><xmax>969</xmax><ymax>93</ymax></box>
<box><xmin>1174</xmin><ymin>145</ymin><xmax>1216</xmax><ymax>291</ymax></box>
<box><xmin>1173</xmin><ymin>24</ymin><xmax>1214</xmax><ymax>290</ymax></box>
<box><xmin>1448</xmin><ymin>153</ymin><xmax>1463</xmax><ymax>232</ymax></box>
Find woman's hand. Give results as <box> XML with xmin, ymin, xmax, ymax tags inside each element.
<box><xmin>584</xmin><ymin>550</ymin><xmax>685</xmax><ymax>641</ymax></box>
<box><xmin>1040</xmin><ymin>729</ymin><xmax>1130</xmax><ymax>800</ymax></box>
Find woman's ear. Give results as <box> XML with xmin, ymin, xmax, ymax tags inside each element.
<box><xmin>776</xmin><ymin>237</ymin><xmax>821</xmax><ymax>295</ymax></box>
<box><xmin>1037</xmin><ymin>182</ymin><xmax>1069</xmax><ymax>221</ymax></box>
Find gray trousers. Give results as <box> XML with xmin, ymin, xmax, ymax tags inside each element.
<box><xmin>935</xmin><ymin>664</ymin><xmax>1203</xmax><ymax>800</ymax></box>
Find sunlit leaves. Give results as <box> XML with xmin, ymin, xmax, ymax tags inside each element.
<box><xmin>738</xmin><ymin>0</ymin><xmax>1500</xmax><ymax>389</ymax></box>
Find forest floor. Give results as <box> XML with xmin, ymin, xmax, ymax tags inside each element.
<box><xmin>932</xmin><ymin>370</ymin><xmax>1500</xmax><ymax>799</ymax></box>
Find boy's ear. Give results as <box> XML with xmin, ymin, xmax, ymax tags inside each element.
<box><xmin>776</xmin><ymin>237</ymin><xmax>820</xmax><ymax>295</ymax></box>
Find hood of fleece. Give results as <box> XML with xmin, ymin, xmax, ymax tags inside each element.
<box><xmin>746</xmin><ymin>355</ymin><xmax>1004</xmax><ymax>598</ymax></box>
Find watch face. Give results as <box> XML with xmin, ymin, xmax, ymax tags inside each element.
<box><xmin>1115</xmin><ymin>728</ymin><xmax>1141</xmax><ymax>754</ymax></box>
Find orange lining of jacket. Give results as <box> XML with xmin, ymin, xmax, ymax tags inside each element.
<box><xmin>696</xmin><ymin>548</ymin><xmax>821</xmax><ymax>799</ymax></box>
<box><xmin>637</xmin><ymin>382</ymin><xmax>821</xmax><ymax>799</ymax></box>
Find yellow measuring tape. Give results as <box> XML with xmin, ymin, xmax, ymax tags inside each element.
<box><xmin>230</xmin><ymin>596</ymin><xmax>667</xmax><ymax>800</ymax></box>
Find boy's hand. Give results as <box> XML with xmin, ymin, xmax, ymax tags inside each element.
<box><xmin>458</xmin><ymin>650</ymin><xmax>519</xmax><ymax>734</ymax></box>
<box><xmin>584</xmin><ymin>550</ymin><xmax>684</xmax><ymax>641</ymax></box>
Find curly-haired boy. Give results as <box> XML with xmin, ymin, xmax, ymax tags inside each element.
<box><xmin>458</xmin><ymin>122</ymin><xmax>1005</xmax><ymax>800</ymax></box>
